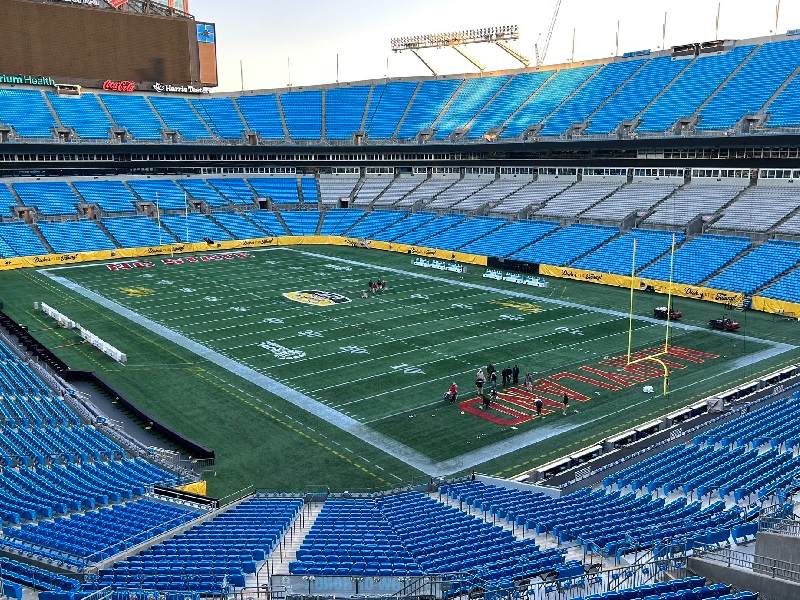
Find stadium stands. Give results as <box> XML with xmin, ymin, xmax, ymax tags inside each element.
<box><xmin>319</xmin><ymin>208</ymin><xmax>365</xmax><ymax>235</ymax></box>
<box><xmin>46</xmin><ymin>92</ymin><xmax>112</xmax><ymax>139</ymax></box>
<box><xmin>395</xmin><ymin>173</ymin><xmax>458</xmax><ymax>208</ymax></box>
<box><xmin>211</xmin><ymin>212</ymin><xmax>269</xmax><ymax>239</ymax></box>
<box><xmin>364</xmin><ymin>82</ymin><xmax>418</xmax><ymax>139</ymax></box>
<box><xmin>512</xmin><ymin>224</ymin><xmax>618</xmax><ymax>265</ymax></box>
<box><xmin>13</xmin><ymin>182</ymin><xmax>80</xmax><ymax>216</ymax></box>
<box><xmin>325</xmin><ymin>86</ymin><xmax>370</xmax><ymax>140</ymax></box>
<box><xmin>128</xmin><ymin>180</ymin><xmax>188</xmax><ymax>210</ymax></box>
<box><xmin>74</xmin><ymin>180</ymin><xmax>138</xmax><ymax>213</ymax></box>
<box><xmin>103</xmin><ymin>216</ymin><xmax>176</xmax><ymax>248</ymax></box>
<box><xmin>235</xmin><ymin>94</ymin><xmax>286</xmax><ymax>140</ymax></box>
<box><xmin>92</xmin><ymin>497</ymin><xmax>302</xmax><ymax>594</ymax></box>
<box><xmin>426</xmin><ymin>173</ymin><xmax>494</xmax><ymax>209</ymax></box>
<box><xmin>397</xmin><ymin>79</ymin><xmax>462</xmax><ymax>139</ymax></box>
<box><xmin>712</xmin><ymin>184</ymin><xmax>800</xmax><ymax>232</ymax></box>
<box><xmin>148</xmin><ymin>96</ymin><xmax>212</xmax><ymax>141</ymax></box>
<box><xmin>421</xmin><ymin>216</ymin><xmax>505</xmax><ymax>250</ymax></box>
<box><xmin>581</xmin><ymin>181</ymin><xmax>677</xmax><ymax>222</ymax></box>
<box><xmin>707</xmin><ymin>241</ymin><xmax>800</xmax><ymax>293</ymax></box>
<box><xmin>492</xmin><ymin>179</ymin><xmax>571</xmax><ymax>215</ymax></box>
<box><xmin>37</xmin><ymin>221</ymin><xmax>116</xmax><ymax>253</ymax></box>
<box><xmin>352</xmin><ymin>173</ymin><xmax>394</xmax><ymax>207</ymax></box>
<box><xmin>502</xmin><ymin>66</ymin><xmax>597</xmax><ymax>138</ymax></box>
<box><xmin>281</xmin><ymin>90</ymin><xmax>323</xmax><ymax>140</ymax></box>
<box><xmin>0</xmin><ymin>89</ymin><xmax>56</xmax><ymax>138</ymax></box>
<box><xmin>371</xmin><ymin>212</ymin><xmax>436</xmax><ymax>241</ymax></box>
<box><xmin>697</xmin><ymin>39</ymin><xmax>800</xmax><ymax>131</ymax></box>
<box><xmin>178</xmin><ymin>179</ymin><xmax>230</xmax><ymax>208</ymax></box>
<box><xmin>99</xmin><ymin>93</ymin><xmax>163</xmax><ymax>140</ymax></box>
<box><xmin>637</xmin><ymin>46</ymin><xmax>754</xmax><ymax>133</ymax></box>
<box><xmin>248</xmin><ymin>178</ymin><xmax>300</xmax><ymax>205</ymax></box>
<box><xmin>585</xmin><ymin>56</ymin><xmax>687</xmax><ymax>135</ymax></box>
<box><xmin>191</xmin><ymin>97</ymin><xmax>246</xmax><ymax>140</ymax></box>
<box><xmin>433</xmin><ymin>76</ymin><xmax>509</xmax><ymax>139</ymax></box>
<box><xmin>0</xmin><ymin>222</ymin><xmax>49</xmax><ymax>256</ymax></box>
<box><xmin>208</xmin><ymin>178</ymin><xmax>256</xmax><ymax>206</ymax></box>
<box><xmin>372</xmin><ymin>173</ymin><xmax>426</xmax><ymax>207</ymax></box>
<box><xmin>645</xmin><ymin>181</ymin><xmax>748</xmax><ymax>226</ymax></box>
<box><xmin>345</xmin><ymin>211</ymin><xmax>406</xmax><ymax>239</ymax></box>
<box><xmin>460</xmin><ymin>220</ymin><xmax>559</xmax><ymax>257</ymax></box>
<box><xmin>394</xmin><ymin>214</ymin><xmax>465</xmax><ymax>244</ymax></box>
<box><xmin>319</xmin><ymin>172</ymin><xmax>360</xmax><ymax>206</ymax></box>
<box><xmin>536</xmin><ymin>181</ymin><xmax>622</xmax><ymax>218</ymax></box>
<box><xmin>280</xmin><ymin>210</ymin><xmax>320</xmax><ymax>235</ymax></box>
<box><xmin>467</xmin><ymin>71</ymin><xmax>552</xmax><ymax>139</ymax></box>
<box><xmin>245</xmin><ymin>210</ymin><xmax>287</xmax><ymax>235</ymax></box>
<box><xmin>160</xmin><ymin>214</ymin><xmax>233</xmax><ymax>243</ymax></box>
<box><xmin>574</xmin><ymin>229</ymin><xmax>682</xmax><ymax>275</ymax></box>
<box><xmin>541</xmin><ymin>60</ymin><xmax>645</xmax><ymax>136</ymax></box>
<box><xmin>641</xmin><ymin>234</ymin><xmax>751</xmax><ymax>284</ymax></box>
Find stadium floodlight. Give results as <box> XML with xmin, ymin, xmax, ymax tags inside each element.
<box><xmin>390</xmin><ymin>25</ymin><xmax>529</xmax><ymax>74</ymax></box>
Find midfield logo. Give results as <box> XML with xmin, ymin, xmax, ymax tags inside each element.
<box><xmin>119</xmin><ymin>287</ymin><xmax>153</xmax><ymax>298</ymax></box>
<box><xmin>282</xmin><ymin>291</ymin><xmax>351</xmax><ymax>307</ymax></box>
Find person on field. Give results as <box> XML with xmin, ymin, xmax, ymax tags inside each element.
<box><xmin>524</xmin><ymin>373</ymin><xmax>534</xmax><ymax>392</ymax></box>
<box><xmin>562</xmin><ymin>394</ymin><xmax>570</xmax><ymax>416</ymax></box>
<box><xmin>475</xmin><ymin>368</ymin><xmax>485</xmax><ymax>395</ymax></box>
<box><xmin>446</xmin><ymin>382</ymin><xmax>458</xmax><ymax>404</ymax></box>
<box><xmin>512</xmin><ymin>365</ymin><xmax>520</xmax><ymax>385</ymax></box>
<box><xmin>487</xmin><ymin>363</ymin><xmax>496</xmax><ymax>380</ymax></box>
<box><xmin>534</xmin><ymin>398</ymin><xmax>544</xmax><ymax>417</ymax></box>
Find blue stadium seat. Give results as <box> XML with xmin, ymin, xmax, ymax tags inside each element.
<box><xmin>149</xmin><ymin>96</ymin><xmax>212</xmax><ymax>141</ymax></box>
<box><xmin>160</xmin><ymin>214</ymin><xmax>233</xmax><ymax>243</ymax></box>
<box><xmin>191</xmin><ymin>97</ymin><xmax>246</xmax><ymax>140</ymax></box>
<box><xmin>102</xmin><ymin>216</ymin><xmax>176</xmax><ymax>248</ymax></box>
<box><xmin>46</xmin><ymin>93</ymin><xmax>112</xmax><ymax>139</ymax></box>
<box><xmin>640</xmin><ymin>235</ymin><xmax>750</xmax><ymax>285</ymax></box>
<box><xmin>281</xmin><ymin>90</ymin><xmax>322</xmax><ymax>140</ymax></box>
<box><xmin>280</xmin><ymin>210</ymin><xmax>319</xmax><ymax>235</ymax></box>
<box><xmin>512</xmin><ymin>224</ymin><xmax>617</xmax><ymax>266</ymax></box>
<box><xmin>38</xmin><ymin>221</ymin><xmax>115</xmax><ymax>253</ymax></box>
<box><xmin>248</xmin><ymin>178</ymin><xmax>300</xmax><ymax>205</ymax></box>
<box><xmin>468</xmin><ymin>71</ymin><xmax>553</xmax><ymax>139</ymax></box>
<box><xmin>434</xmin><ymin>76</ymin><xmax>509</xmax><ymax>139</ymax></box>
<box><xmin>13</xmin><ymin>182</ymin><xmax>80</xmax><ymax>216</ymax></box>
<box><xmin>637</xmin><ymin>46</ymin><xmax>754</xmax><ymax>132</ymax></box>
<box><xmin>0</xmin><ymin>89</ymin><xmax>55</xmax><ymax>138</ymax></box>
<box><xmin>325</xmin><ymin>86</ymin><xmax>370</xmax><ymax>139</ymax></box>
<box><xmin>502</xmin><ymin>66</ymin><xmax>597</xmax><ymax>138</ymax></box>
<box><xmin>397</xmin><ymin>80</ymin><xmax>462</xmax><ymax>139</ymax></box>
<box><xmin>99</xmin><ymin>94</ymin><xmax>163</xmax><ymax>140</ymax></box>
<box><xmin>364</xmin><ymin>82</ymin><xmax>418</xmax><ymax>139</ymax></box>
<box><xmin>235</xmin><ymin>95</ymin><xmax>286</xmax><ymax>140</ymax></box>
<box><xmin>708</xmin><ymin>241</ymin><xmax>800</xmax><ymax>294</ymax></box>
<box><xmin>74</xmin><ymin>180</ymin><xmax>138</xmax><ymax>213</ymax></box>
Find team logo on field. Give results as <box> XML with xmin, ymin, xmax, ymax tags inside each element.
<box><xmin>282</xmin><ymin>290</ymin><xmax>351</xmax><ymax>307</ymax></box>
<box><xmin>119</xmin><ymin>287</ymin><xmax>154</xmax><ymax>298</ymax></box>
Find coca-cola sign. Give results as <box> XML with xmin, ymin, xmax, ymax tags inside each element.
<box><xmin>102</xmin><ymin>80</ymin><xmax>136</xmax><ymax>92</ymax></box>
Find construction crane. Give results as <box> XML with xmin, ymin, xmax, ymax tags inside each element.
<box><xmin>535</xmin><ymin>0</ymin><xmax>563</xmax><ymax>66</ymax></box>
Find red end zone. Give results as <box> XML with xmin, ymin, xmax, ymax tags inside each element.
<box><xmin>460</xmin><ymin>345</ymin><xmax>720</xmax><ymax>427</ymax></box>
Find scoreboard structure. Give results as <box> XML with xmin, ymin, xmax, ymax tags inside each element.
<box><xmin>0</xmin><ymin>0</ymin><xmax>217</xmax><ymax>88</ymax></box>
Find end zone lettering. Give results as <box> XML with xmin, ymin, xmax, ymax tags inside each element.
<box><xmin>106</xmin><ymin>261</ymin><xmax>155</xmax><ymax>271</ymax></box>
<box><xmin>161</xmin><ymin>252</ymin><xmax>252</xmax><ymax>266</ymax></box>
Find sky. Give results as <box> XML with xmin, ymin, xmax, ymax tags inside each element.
<box><xmin>190</xmin><ymin>0</ymin><xmax>800</xmax><ymax>92</ymax></box>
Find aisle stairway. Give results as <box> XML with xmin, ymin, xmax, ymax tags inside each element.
<box><xmin>263</xmin><ymin>501</ymin><xmax>325</xmax><ymax>576</ymax></box>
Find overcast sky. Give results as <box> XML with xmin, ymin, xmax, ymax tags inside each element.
<box><xmin>190</xmin><ymin>0</ymin><xmax>799</xmax><ymax>92</ymax></box>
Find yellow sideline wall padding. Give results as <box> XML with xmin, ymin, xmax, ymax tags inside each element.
<box><xmin>752</xmin><ymin>296</ymin><xmax>800</xmax><ymax>318</ymax></box>
<box><xmin>0</xmin><ymin>235</ymin><xmax>486</xmax><ymax>271</ymax></box>
<box><xmin>177</xmin><ymin>480</ymin><xmax>208</xmax><ymax>496</ymax></box>
<box><xmin>539</xmin><ymin>265</ymin><xmax>745</xmax><ymax>307</ymax></box>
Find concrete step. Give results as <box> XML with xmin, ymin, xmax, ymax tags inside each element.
<box><xmin>256</xmin><ymin>501</ymin><xmax>325</xmax><ymax>579</ymax></box>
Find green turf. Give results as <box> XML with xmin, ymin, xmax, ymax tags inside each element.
<box><xmin>2</xmin><ymin>244</ymin><xmax>798</xmax><ymax>496</ymax></box>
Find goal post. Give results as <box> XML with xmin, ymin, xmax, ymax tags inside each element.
<box><xmin>626</xmin><ymin>234</ymin><xmax>678</xmax><ymax>396</ymax></box>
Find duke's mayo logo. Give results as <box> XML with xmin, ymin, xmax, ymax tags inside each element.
<box><xmin>282</xmin><ymin>290</ymin><xmax>351</xmax><ymax>307</ymax></box>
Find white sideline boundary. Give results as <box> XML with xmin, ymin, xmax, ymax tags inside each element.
<box><xmin>39</xmin><ymin>248</ymin><xmax>797</xmax><ymax>477</ymax></box>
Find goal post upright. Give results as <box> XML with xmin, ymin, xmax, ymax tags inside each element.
<box><xmin>626</xmin><ymin>235</ymin><xmax>678</xmax><ymax>397</ymax></box>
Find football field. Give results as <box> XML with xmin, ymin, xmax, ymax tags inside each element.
<box><xmin>37</xmin><ymin>245</ymin><xmax>796</xmax><ymax>481</ymax></box>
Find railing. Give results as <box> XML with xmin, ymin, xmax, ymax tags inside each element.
<box><xmin>698</xmin><ymin>547</ymin><xmax>800</xmax><ymax>584</ymax></box>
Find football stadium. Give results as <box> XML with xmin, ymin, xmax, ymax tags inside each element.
<box><xmin>0</xmin><ymin>0</ymin><xmax>800</xmax><ymax>598</ymax></box>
